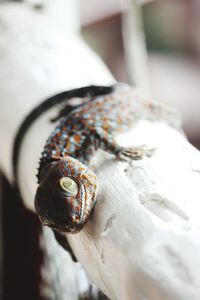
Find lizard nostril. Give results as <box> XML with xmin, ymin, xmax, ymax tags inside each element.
<box><xmin>71</xmin><ymin>215</ymin><xmax>80</xmax><ymax>223</ymax></box>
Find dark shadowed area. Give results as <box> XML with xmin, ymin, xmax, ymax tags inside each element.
<box><xmin>2</xmin><ymin>175</ymin><xmax>43</xmax><ymax>300</ymax></box>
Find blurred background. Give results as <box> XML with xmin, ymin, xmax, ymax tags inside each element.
<box><xmin>81</xmin><ymin>0</ymin><xmax>200</xmax><ymax>148</ymax></box>
<box><xmin>1</xmin><ymin>0</ymin><xmax>200</xmax><ymax>299</ymax></box>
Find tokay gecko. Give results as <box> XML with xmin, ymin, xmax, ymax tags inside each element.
<box><xmin>35</xmin><ymin>83</ymin><xmax>154</xmax><ymax>241</ymax></box>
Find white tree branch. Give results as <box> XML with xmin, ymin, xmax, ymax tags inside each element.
<box><xmin>67</xmin><ymin>116</ymin><xmax>200</xmax><ymax>300</ymax></box>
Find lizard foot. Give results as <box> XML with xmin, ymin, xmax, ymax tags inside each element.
<box><xmin>117</xmin><ymin>145</ymin><xmax>155</xmax><ymax>162</ymax></box>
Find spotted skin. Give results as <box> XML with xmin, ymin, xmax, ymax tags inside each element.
<box><xmin>35</xmin><ymin>83</ymin><xmax>152</xmax><ymax>237</ymax></box>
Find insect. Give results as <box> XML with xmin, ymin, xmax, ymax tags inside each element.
<box><xmin>35</xmin><ymin>84</ymin><xmax>153</xmax><ymax>237</ymax></box>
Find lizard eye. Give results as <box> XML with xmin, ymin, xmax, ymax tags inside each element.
<box><xmin>60</xmin><ymin>177</ymin><xmax>78</xmax><ymax>195</ymax></box>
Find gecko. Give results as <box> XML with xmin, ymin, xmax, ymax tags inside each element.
<box><xmin>35</xmin><ymin>83</ymin><xmax>153</xmax><ymax>257</ymax></box>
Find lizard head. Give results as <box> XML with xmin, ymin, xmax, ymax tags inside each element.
<box><xmin>35</xmin><ymin>156</ymin><xmax>97</xmax><ymax>234</ymax></box>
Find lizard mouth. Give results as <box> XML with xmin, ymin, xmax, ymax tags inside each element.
<box><xmin>39</xmin><ymin>216</ymin><xmax>67</xmax><ymax>231</ymax></box>
<box><xmin>39</xmin><ymin>215</ymin><xmax>82</xmax><ymax>234</ymax></box>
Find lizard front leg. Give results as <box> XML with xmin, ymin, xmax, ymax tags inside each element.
<box><xmin>91</xmin><ymin>127</ymin><xmax>155</xmax><ymax>162</ymax></box>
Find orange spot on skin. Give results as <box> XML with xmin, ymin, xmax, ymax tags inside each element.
<box><xmin>74</xmin><ymin>134</ymin><xmax>81</xmax><ymax>143</ymax></box>
<box><xmin>75</xmin><ymin>206</ymin><xmax>80</xmax><ymax>213</ymax></box>
<box><xmin>56</xmin><ymin>132</ymin><xmax>62</xmax><ymax>137</ymax></box>
<box><xmin>70</xmin><ymin>197</ymin><xmax>74</xmax><ymax>210</ymax></box>
<box><xmin>82</xmin><ymin>174</ymin><xmax>96</xmax><ymax>188</ymax></box>
<box><xmin>67</xmin><ymin>164</ymin><xmax>74</xmax><ymax>176</ymax></box>
<box><xmin>65</xmin><ymin>143</ymin><xmax>71</xmax><ymax>150</ymax></box>
<box><xmin>78</xmin><ymin>167</ymin><xmax>86</xmax><ymax>172</ymax></box>
<box><xmin>102</xmin><ymin>123</ymin><xmax>110</xmax><ymax>130</ymax></box>
<box><xmin>70</xmin><ymin>168</ymin><xmax>75</xmax><ymax>176</ymax></box>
